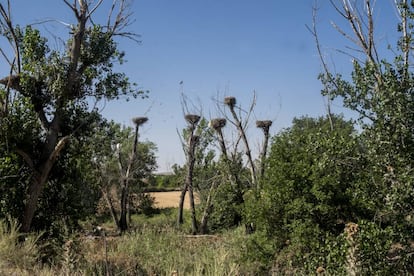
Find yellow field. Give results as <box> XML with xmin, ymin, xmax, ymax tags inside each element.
<box><xmin>148</xmin><ymin>191</ymin><xmax>200</xmax><ymax>209</ymax></box>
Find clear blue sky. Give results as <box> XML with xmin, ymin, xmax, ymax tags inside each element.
<box><xmin>2</xmin><ymin>0</ymin><xmax>399</xmax><ymax>171</ymax></box>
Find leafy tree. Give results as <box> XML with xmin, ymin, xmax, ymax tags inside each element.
<box><xmin>0</xmin><ymin>0</ymin><xmax>146</xmax><ymax>232</ymax></box>
<box><xmin>296</xmin><ymin>0</ymin><xmax>414</xmax><ymax>272</ymax></box>
<box><xmin>243</xmin><ymin>115</ymin><xmax>366</xmax><ymax>271</ymax></box>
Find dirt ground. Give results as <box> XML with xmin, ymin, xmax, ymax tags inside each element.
<box><xmin>148</xmin><ymin>191</ymin><xmax>200</xmax><ymax>209</ymax></box>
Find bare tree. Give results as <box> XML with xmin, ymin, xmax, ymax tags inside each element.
<box><xmin>117</xmin><ymin>117</ymin><xmax>148</xmax><ymax>232</ymax></box>
<box><xmin>177</xmin><ymin>114</ymin><xmax>201</xmax><ymax>234</ymax></box>
<box><xmin>224</xmin><ymin>96</ymin><xmax>258</xmax><ymax>187</ymax></box>
<box><xmin>256</xmin><ymin>120</ymin><xmax>272</xmax><ymax>179</ymax></box>
<box><xmin>199</xmin><ymin>118</ymin><xmax>227</xmax><ymax>234</ymax></box>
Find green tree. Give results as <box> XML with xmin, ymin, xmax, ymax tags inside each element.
<box><xmin>307</xmin><ymin>0</ymin><xmax>414</xmax><ymax>271</ymax></box>
<box><xmin>243</xmin><ymin>115</ymin><xmax>366</xmax><ymax>271</ymax></box>
<box><xmin>0</xmin><ymin>1</ymin><xmax>145</xmax><ymax>232</ymax></box>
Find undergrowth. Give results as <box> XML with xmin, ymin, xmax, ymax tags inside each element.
<box><xmin>0</xmin><ymin>211</ymin><xmax>261</xmax><ymax>275</ymax></box>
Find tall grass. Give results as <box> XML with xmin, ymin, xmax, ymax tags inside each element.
<box><xmin>82</xmin><ymin>211</ymin><xmax>254</xmax><ymax>275</ymax></box>
<box><xmin>0</xmin><ymin>211</ymin><xmax>261</xmax><ymax>275</ymax></box>
<box><xmin>0</xmin><ymin>218</ymin><xmax>42</xmax><ymax>275</ymax></box>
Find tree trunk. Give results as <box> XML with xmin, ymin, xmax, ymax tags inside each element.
<box><xmin>199</xmin><ymin>182</ymin><xmax>217</xmax><ymax>234</ymax></box>
<box><xmin>127</xmin><ymin>194</ymin><xmax>132</xmax><ymax>225</ymax></box>
<box><xmin>118</xmin><ymin>179</ymin><xmax>128</xmax><ymax>232</ymax></box>
<box><xmin>259</xmin><ymin>130</ymin><xmax>270</xmax><ymax>179</ymax></box>
<box><xmin>186</xmin><ymin>136</ymin><xmax>199</xmax><ymax>234</ymax></box>
<box><xmin>21</xmin><ymin>136</ymin><xmax>70</xmax><ymax>232</ymax></box>
<box><xmin>117</xmin><ymin>123</ymin><xmax>142</xmax><ymax>233</ymax></box>
<box><xmin>21</xmin><ymin>177</ymin><xmax>44</xmax><ymax>233</ymax></box>
<box><xmin>102</xmin><ymin>187</ymin><xmax>119</xmax><ymax>229</ymax></box>
<box><xmin>177</xmin><ymin>184</ymin><xmax>187</xmax><ymax>225</ymax></box>
<box><xmin>188</xmin><ymin>182</ymin><xmax>198</xmax><ymax>235</ymax></box>
<box><xmin>228</xmin><ymin>106</ymin><xmax>257</xmax><ymax>187</ymax></box>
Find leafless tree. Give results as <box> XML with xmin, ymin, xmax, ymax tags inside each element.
<box><xmin>117</xmin><ymin>117</ymin><xmax>148</xmax><ymax>232</ymax></box>
<box><xmin>177</xmin><ymin>114</ymin><xmax>201</xmax><ymax>234</ymax></box>
<box><xmin>199</xmin><ymin>118</ymin><xmax>227</xmax><ymax>234</ymax></box>
<box><xmin>256</xmin><ymin>120</ymin><xmax>272</xmax><ymax>180</ymax></box>
<box><xmin>223</xmin><ymin>96</ymin><xmax>258</xmax><ymax>187</ymax></box>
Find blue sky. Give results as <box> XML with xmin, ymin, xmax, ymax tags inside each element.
<box><xmin>2</xmin><ymin>0</ymin><xmax>399</xmax><ymax>171</ymax></box>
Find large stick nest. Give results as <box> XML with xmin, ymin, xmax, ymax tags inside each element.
<box><xmin>224</xmin><ymin>96</ymin><xmax>236</xmax><ymax>108</ymax></box>
<box><xmin>209</xmin><ymin>118</ymin><xmax>226</xmax><ymax>130</ymax></box>
<box><xmin>256</xmin><ymin>120</ymin><xmax>272</xmax><ymax>130</ymax></box>
<box><xmin>132</xmin><ymin>117</ymin><xmax>148</xmax><ymax>126</ymax></box>
<box><xmin>185</xmin><ymin>114</ymin><xmax>201</xmax><ymax>125</ymax></box>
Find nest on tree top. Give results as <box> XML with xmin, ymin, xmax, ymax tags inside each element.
<box><xmin>210</xmin><ymin>118</ymin><xmax>226</xmax><ymax>130</ymax></box>
<box><xmin>185</xmin><ymin>114</ymin><xmax>201</xmax><ymax>125</ymax></box>
<box><xmin>132</xmin><ymin>117</ymin><xmax>148</xmax><ymax>126</ymax></box>
<box><xmin>224</xmin><ymin>97</ymin><xmax>236</xmax><ymax>108</ymax></box>
<box><xmin>256</xmin><ymin>120</ymin><xmax>272</xmax><ymax>131</ymax></box>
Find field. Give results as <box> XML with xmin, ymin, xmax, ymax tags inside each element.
<box><xmin>148</xmin><ymin>191</ymin><xmax>200</xmax><ymax>209</ymax></box>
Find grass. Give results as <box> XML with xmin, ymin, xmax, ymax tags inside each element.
<box><xmin>0</xmin><ymin>210</ymin><xmax>262</xmax><ymax>275</ymax></box>
<box><xmin>0</xmin><ymin>218</ymin><xmax>42</xmax><ymax>275</ymax></box>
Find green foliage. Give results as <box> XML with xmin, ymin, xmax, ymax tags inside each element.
<box><xmin>207</xmin><ymin>178</ymin><xmax>244</xmax><ymax>231</ymax></box>
<box><xmin>0</xmin><ymin>1</ymin><xmax>148</xmax><ymax>233</ymax></box>
<box><xmin>316</xmin><ymin>2</ymin><xmax>414</xmax><ymax>272</ymax></box>
<box><xmin>243</xmin><ymin>115</ymin><xmax>370</xmax><ymax>271</ymax></box>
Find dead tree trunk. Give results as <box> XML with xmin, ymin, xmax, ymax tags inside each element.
<box><xmin>256</xmin><ymin>120</ymin><xmax>272</xmax><ymax>180</ymax></box>
<box><xmin>224</xmin><ymin>97</ymin><xmax>257</xmax><ymax>187</ymax></box>
<box><xmin>199</xmin><ymin>180</ymin><xmax>218</xmax><ymax>234</ymax></box>
<box><xmin>102</xmin><ymin>187</ymin><xmax>119</xmax><ymax>229</ymax></box>
<box><xmin>187</xmin><ymin>135</ymin><xmax>199</xmax><ymax>234</ymax></box>
<box><xmin>118</xmin><ymin>178</ymin><xmax>129</xmax><ymax>232</ymax></box>
<box><xmin>118</xmin><ymin>117</ymin><xmax>148</xmax><ymax>233</ymax></box>
<box><xmin>177</xmin><ymin>184</ymin><xmax>188</xmax><ymax>225</ymax></box>
<box><xmin>200</xmin><ymin>118</ymin><xmax>227</xmax><ymax>234</ymax></box>
<box><xmin>177</xmin><ymin>114</ymin><xmax>201</xmax><ymax>234</ymax></box>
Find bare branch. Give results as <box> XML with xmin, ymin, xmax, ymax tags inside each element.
<box><xmin>63</xmin><ymin>0</ymin><xmax>80</xmax><ymax>19</ymax></box>
<box><xmin>330</xmin><ymin>20</ymin><xmax>361</xmax><ymax>46</ymax></box>
<box><xmin>307</xmin><ymin>2</ymin><xmax>338</xmax><ymax>88</ymax></box>
<box><xmin>105</xmin><ymin>0</ymin><xmax>140</xmax><ymax>42</ymax></box>
<box><xmin>0</xmin><ymin>48</ymin><xmax>13</xmax><ymax>68</ymax></box>
<box><xmin>87</xmin><ymin>0</ymin><xmax>104</xmax><ymax>19</ymax></box>
<box><xmin>15</xmin><ymin>149</ymin><xmax>36</xmax><ymax>172</ymax></box>
<box><xmin>0</xmin><ymin>1</ymin><xmax>21</xmax><ymax>74</ymax></box>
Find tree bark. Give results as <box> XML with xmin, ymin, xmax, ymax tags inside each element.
<box><xmin>119</xmin><ymin>179</ymin><xmax>128</xmax><ymax>232</ymax></box>
<box><xmin>187</xmin><ymin>140</ymin><xmax>198</xmax><ymax>234</ymax></box>
<box><xmin>102</xmin><ymin>187</ymin><xmax>119</xmax><ymax>229</ymax></box>
<box><xmin>228</xmin><ymin>106</ymin><xmax>257</xmax><ymax>187</ymax></box>
<box><xmin>199</xmin><ymin>127</ymin><xmax>227</xmax><ymax>234</ymax></box>
<box><xmin>21</xmin><ymin>136</ymin><xmax>70</xmax><ymax>232</ymax></box>
<box><xmin>177</xmin><ymin>184</ymin><xmax>187</xmax><ymax>225</ymax></box>
<box><xmin>118</xmin><ymin>122</ymin><xmax>141</xmax><ymax>233</ymax></box>
<box><xmin>199</xmin><ymin>181</ymin><xmax>218</xmax><ymax>234</ymax></box>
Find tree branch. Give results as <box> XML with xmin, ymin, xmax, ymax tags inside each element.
<box><xmin>0</xmin><ymin>1</ymin><xmax>20</xmax><ymax>74</ymax></box>
<box><xmin>15</xmin><ymin>149</ymin><xmax>36</xmax><ymax>172</ymax></box>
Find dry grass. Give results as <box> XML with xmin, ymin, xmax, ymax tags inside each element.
<box><xmin>148</xmin><ymin>191</ymin><xmax>200</xmax><ymax>209</ymax></box>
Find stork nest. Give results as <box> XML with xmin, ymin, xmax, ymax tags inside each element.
<box><xmin>224</xmin><ymin>96</ymin><xmax>236</xmax><ymax>108</ymax></box>
<box><xmin>185</xmin><ymin>114</ymin><xmax>201</xmax><ymax>125</ymax></box>
<box><xmin>256</xmin><ymin>120</ymin><xmax>272</xmax><ymax>130</ymax></box>
<box><xmin>209</xmin><ymin>118</ymin><xmax>226</xmax><ymax>130</ymax></box>
<box><xmin>132</xmin><ymin>117</ymin><xmax>148</xmax><ymax>126</ymax></box>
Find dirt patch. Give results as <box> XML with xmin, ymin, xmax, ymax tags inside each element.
<box><xmin>148</xmin><ymin>191</ymin><xmax>199</xmax><ymax>209</ymax></box>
